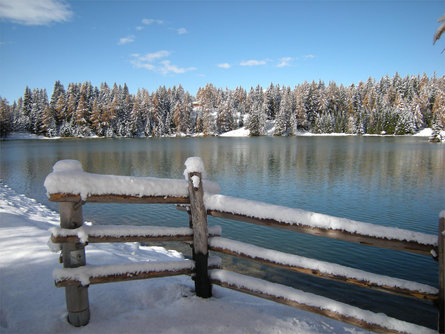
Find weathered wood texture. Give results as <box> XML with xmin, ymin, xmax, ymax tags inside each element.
<box><xmin>49</xmin><ymin>193</ymin><xmax>190</xmax><ymax>204</ymax></box>
<box><xmin>211</xmin><ymin>273</ymin><xmax>406</xmax><ymax>334</ymax></box>
<box><xmin>51</xmin><ymin>226</ymin><xmax>221</xmax><ymax>244</ymax></box>
<box><xmin>188</xmin><ymin>172</ymin><xmax>212</xmax><ymax>298</ymax></box>
<box><xmin>55</xmin><ymin>262</ymin><xmax>222</xmax><ymax>287</ymax></box>
<box><xmin>59</xmin><ymin>202</ymin><xmax>90</xmax><ymax>327</ymax></box>
<box><xmin>207</xmin><ymin>210</ymin><xmax>436</xmax><ymax>256</ymax></box>
<box><xmin>56</xmin><ymin>268</ymin><xmax>194</xmax><ymax>287</ymax></box>
<box><xmin>209</xmin><ymin>243</ymin><xmax>438</xmax><ymax>301</ymax></box>
<box><xmin>439</xmin><ymin>217</ymin><xmax>445</xmax><ymax>333</ymax></box>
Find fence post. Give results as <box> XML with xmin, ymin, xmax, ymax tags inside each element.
<box><xmin>59</xmin><ymin>201</ymin><xmax>90</xmax><ymax>326</ymax></box>
<box><xmin>439</xmin><ymin>215</ymin><xmax>444</xmax><ymax>333</ymax></box>
<box><xmin>188</xmin><ymin>171</ymin><xmax>212</xmax><ymax>298</ymax></box>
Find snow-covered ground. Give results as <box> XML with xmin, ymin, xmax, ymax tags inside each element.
<box><xmin>219</xmin><ymin>126</ymin><xmax>445</xmax><ymax>138</ymax></box>
<box><xmin>0</xmin><ymin>184</ymin><xmax>375</xmax><ymax>334</ymax></box>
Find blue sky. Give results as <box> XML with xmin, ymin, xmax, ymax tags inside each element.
<box><xmin>0</xmin><ymin>0</ymin><xmax>444</xmax><ymax>102</ymax></box>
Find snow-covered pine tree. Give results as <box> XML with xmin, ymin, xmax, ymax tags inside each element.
<box><xmin>75</xmin><ymin>94</ymin><xmax>91</xmax><ymax>136</ymax></box>
<box><xmin>274</xmin><ymin>87</ymin><xmax>294</xmax><ymax>136</ymax></box>
<box><xmin>233</xmin><ymin>86</ymin><xmax>247</xmax><ymax>128</ymax></box>
<box><xmin>217</xmin><ymin>91</ymin><xmax>235</xmax><ymax>134</ymax></box>
<box><xmin>246</xmin><ymin>85</ymin><xmax>266</xmax><ymax>136</ymax></box>
<box><xmin>0</xmin><ymin>97</ymin><xmax>12</xmax><ymax>137</ymax></box>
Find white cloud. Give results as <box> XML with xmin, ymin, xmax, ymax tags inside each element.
<box><xmin>131</xmin><ymin>51</ymin><xmax>196</xmax><ymax>75</ymax></box>
<box><xmin>118</xmin><ymin>35</ymin><xmax>135</xmax><ymax>45</ymax></box>
<box><xmin>218</xmin><ymin>63</ymin><xmax>231</xmax><ymax>69</ymax></box>
<box><xmin>0</xmin><ymin>0</ymin><xmax>72</xmax><ymax>25</ymax></box>
<box><xmin>177</xmin><ymin>27</ymin><xmax>188</xmax><ymax>35</ymax></box>
<box><xmin>304</xmin><ymin>54</ymin><xmax>315</xmax><ymax>60</ymax></box>
<box><xmin>139</xmin><ymin>50</ymin><xmax>171</xmax><ymax>62</ymax></box>
<box><xmin>135</xmin><ymin>26</ymin><xmax>144</xmax><ymax>31</ymax></box>
<box><xmin>240</xmin><ymin>59</ymin><xmax>267</xmax><ymax>66</ymax></box>
<box><xmin>277</xmin><ymin>57</ymin><xmax>292</xmax><ymax>68</ymax></box>
<box><xmin>142</xmin><ymin>18</ymin><xmax>163</xmax><ymax>25</ymax></box>
<box><xmin>159</xmin><ymin>60</ymin><xmax>196</xmax><ymax>75</ymax></box>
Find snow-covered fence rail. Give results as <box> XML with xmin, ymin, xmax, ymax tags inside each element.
<box><xmin>200</xmin><ymin>195</ymin><xmax>444</xmax><ymax>333</ymax></box>
<box><xmin>45</xmin><ymin>158</ymin><xmax>219</xmax><ymax>327</ymax></box>
<box><xmin>204</xmin><ymin>194</ymin><xmax>437</xmax><ymax>256</ymax></box>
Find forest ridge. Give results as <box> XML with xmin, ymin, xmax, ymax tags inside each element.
<box><xmin>0</xmin><ymin>73</ymin><xmax>444</xmax><ymax>138</ymax></box>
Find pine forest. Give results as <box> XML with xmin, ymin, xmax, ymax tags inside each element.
<box><xmin>0</xmin><ymin>73</ymin><xmax>444</xmax><ymax>139</ymax></box>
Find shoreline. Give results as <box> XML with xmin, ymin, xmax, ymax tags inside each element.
<box><xmin>2</xmin><ymin>127</ymin><xmax>442</xmax><ymax>141</ymax></box>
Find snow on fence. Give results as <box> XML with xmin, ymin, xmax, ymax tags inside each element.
<box><xmin>45</xmin><ymin>158</ymin><xmax>445</xmax><ymax>333</ymax></box>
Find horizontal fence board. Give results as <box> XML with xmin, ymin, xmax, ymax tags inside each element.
<box><xmin>209</xmin><ymin>238</ymin><xmax>438</xmax><ymax>301</ymax></box>
<box><xmin>210</xmin><ymin>270</ymin><xmax>433</xmax><ymax>334</ymax></box>
<box><xmin>207</xmin><ymin>209</ymin><xmax>435</xmax><ymax>256</ymax></box>
<box><xmin>51</xmin><ymin>225</ymin><xmax>222</xmax><ymax>244</ymax></box>
<box><xmin>52</xmin><ymin>234</ymin><xmax>194</xmax><ymax>244</ymax></box>
<box><xmin>49</xmin><ymin>193</ymin><xmax>190</xmax><ymax>204</ymax></box>
<box><xmin>55</xmin><ymin>268</ymin><xmax>194</xmax><ymax>287</ymax></box>
<box><xmin>55</xmin><ymin>260</ymin><xmax>221</xmax><ymax>287</ymax></box>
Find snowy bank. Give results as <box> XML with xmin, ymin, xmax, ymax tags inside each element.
<box><xmin>1</xmin><ymin>184</ymin><xmax>375</xmax><ymax>334</ymax></box>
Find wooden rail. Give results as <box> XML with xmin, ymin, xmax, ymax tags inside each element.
<box><xmin>48</xmin><ymin>193</ymin><xmax>190</xmax><ymax>204</ymax></box>
<box><xmin>54</xmin><ymin>257</ymin><xmax>222</xmax><ymax>287</ymax></box>
<box><xmin>207</xmin><ymin>209</ymin><xmax>436</xmax><ymax>256</ymax></box>
<box><xmin>46</xmin><ymin>159</ymin><xmax>444</xmax><ymax>332</ymax></box>
<box><xmin>210</xmin><ymin>269</ymin><xmax>422</xmax><ymax>334</ymax></box>
<box><xmin>50</xmin><ymin>225</ymin><xmax>222</xmax><ymax>244</ymax></box>
<box><xmin>208</xmin><ymin>237</ymin><xmax>438</xmax><ymax>301</ymax></box>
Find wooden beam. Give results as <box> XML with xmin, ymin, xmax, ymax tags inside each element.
<box><xmin>438</xmin><ymin>216</ymin><xmax>445</xmax><ymax>333</ymax></box>
<box><xmin>51</xmin><ymin>234</ymin><xmax>194</xmax><ymax>244</ymax></box>
<box><xmin>55</xmin><ymin>261</ymin><xmax>222</xmax><ymax>287</ymax></box>
<box><xmin>49</xmin><ymin>193</ymin><xmax>190</xmax><ymax>204</ymax></box>
<box><xmin>211</xmin><ymin>277</ymin><xmax>407</xmax><ymax>334</ymax></box>
<box><xmin>209</xmin><ymin>244</ymin><xmax>438</xmax><ymax>301</ymax></box>
<box><xmin>55</xmin><ymin>268</ymin><xmax>194</xmax><ymax>287</ymax></box>
<box><xmin>188</xmin><ymin>172</ymin><xmax>212</xmax><ymax>298</ymax></box>
<box><xmin>51</xmin><ymin>228</ymin><xmax>222</xmax><ymax>244</ymax></box>
<box><xmin>59</xmin><ymin>202</ymin><xmax>90</xmax><ymax>327</ymax></box>
<box><xmin>207</xmin><ymin>210</ymin><xmax>436</xmax><ymax>256</ymax></box>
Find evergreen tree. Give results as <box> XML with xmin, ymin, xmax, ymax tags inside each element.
<box><xmin>274</xmin><ymin>87</ymin><xmax>293</xmax><ymax>135</ymax></box>
<box><xmin>40</xmin><ymin>105</ymin><xmax>57</xmax><ymax>137</ymax></box>
<box><xmin>246</xmin><ymin>85</ymin><xmax>266</xmax><ymax>136</ymax></box>
<box><xmin>217</xmin><ymin>92</ymin><xmax>235</xmax><ymax>134</ymax></box>
<box><xmin>0</xmin><ymin>97</ymin><xmax>12</xmax><ymax>137</ymax></box>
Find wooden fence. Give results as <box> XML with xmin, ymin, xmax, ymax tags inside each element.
<box><xmin>46</xmin><ymin>159</ymin><xmax>444</xmax><ymax>333</ymax></box>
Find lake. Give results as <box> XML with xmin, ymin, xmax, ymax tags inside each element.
<box><xmin>1</xmin><ymin>135</ymin><xmax>444</xmax><ymax>328</ymax></box>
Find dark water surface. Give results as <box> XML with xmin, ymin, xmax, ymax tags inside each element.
<box><xmin>1</xmin><ymin>136</ymin><xmax>444</xmax><ymax>328</ymax></box>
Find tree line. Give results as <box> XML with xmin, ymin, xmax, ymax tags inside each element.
<box><xmin>0</xmin><ymin>73</ymin><xmax>444</xmax><ymax>138</ymax></box>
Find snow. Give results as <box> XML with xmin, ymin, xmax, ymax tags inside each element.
<box><xmin>53</xmin><ymin>256</ymin><xmax>222</xmax><ymax>286</ymax></box>
<box><xmin>204</xmin><ymin>194</ymin><xmax>437</xmax><ymax>246</ymax></box>
<box><xmin>209</xmin><ymin>237</ymin><xmax>438</xmax><ymax>295</ymax></box>
<box><xmin>53</xmin><ymin>260</ymin><xmax>196</xmax><ymax>286</ymax></box>
<box><xmin>191</xmin><ymin>175</ymin><xmax>201</xmax><ymax>189</ymax></box>
<box><xmin>217</xmin><ymin>126</ymin><xmax>443</xmax><ymax>139</ymax></box>
<box><xmin>183</xmin><ymin>156</ymin><xmax>207</xmax><ymax>179</ymax></box>
<box><xmin>44</xmin><ymin>159</ymin><xmax>220</xmax><ymax>200</ymax></box>
<box><xmin>414</xmin><ymin>128</ymin><xmax>433</xmax><ymax>137</ymax></box>
<box><xmin>50</xmin><ymin>225</ymin><xmax>222</xmax><ymax>244</ymax></box>
<box><xmin>220</xmin><ymin>127</ymin><xmax>250</xmax><ymax>137</ymax></box>
<box><xmin>1</xmin><ymin>183</ymin><xmax>379</xmax><ymax>333</ymax></box>
<box><xmin>210</xmin><ymin>270</ymin><xmax>435</xmax><ymax>334</ymax></box>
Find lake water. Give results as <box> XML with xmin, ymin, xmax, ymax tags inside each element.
<box><xmin>1</xmin><ymin>136</ymin><xmax>444</xmax><ymax>329</ymax></box>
